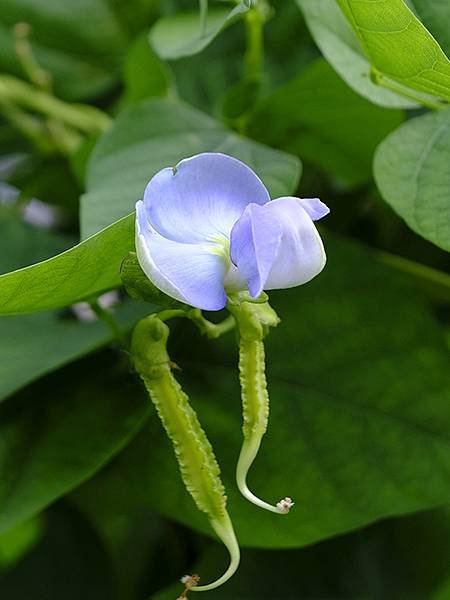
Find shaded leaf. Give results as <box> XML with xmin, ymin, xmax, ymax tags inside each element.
<box><xmin>149</xmin><ymin>3</ymin><xmax>248</xmax><ymax>60</ymax></box>
<box><xmin>122</xmin><ymin>33</ymin><xmax>174</xmax><ymax>104</ymax></box>
<box><xmin>249</xmin><ymin>59</ymin><xmax>404</xmax><ymax>185</ymax></box>
<box><xmin>0</xmin><ymin>352</ymin><xmax>149</xmax><ymax>534</ymax></box>
<box><xmin>374</xmin><ymin>109</ymin><xmax>450</xmax><ymax>251</ymax></box>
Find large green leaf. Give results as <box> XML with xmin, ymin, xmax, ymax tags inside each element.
<box><xmin>81</xmin><ymin>98</ymin><xmax>301</xmax><ymax>237</ymax></box>
<box><xmin>0</xmin><ymin>214</ymin><xmax>150</xmax><ymax>400</ymax></box>
<box><xmin>0</xmin><ymin>214</ymin><xmax>134</xmax><ymax>315</ymax></box>
<box><xmin>413</xmin><ymin>0</ymin><xmax>450</xmax><ymax>57</ymax></box>
<box><xmin>0</xmin><ymin>301</ymin><xmax>150</xmax><ymax>404</ymax></box>
<box><xmin>0</xmin><ymin>0</ymin><xmax>126</xmax><ymax>101</ymax></box>
<box><xmin>149</xmin><ymin>3</ymin><xmax>249</xmax><ymax>60</ymax></box>
<box><xmin>82</xmin><ymin>235</ymin><xmax>450</xmax><ymax>548</ymax></box>
<box><xmin>336</xmin><ymin>0</ymin><xmax>450</xmax><ymax>103</ymax></box>
<box><xmin>374</xmin><ymin>109</ymin><xmax>450</xmax><ymax>251</ymax></box>
<box><xmin>249</xmin><ymin>59</ymin><xmax>404</xmax><ymax>185</ymax></box>
<box><xmin>0</xmin><ymin>353</ymin><xmax>149</xmax><ymax>535</ymax></box>
<box><xmin>296</xmin><ymin>0</ymin><xmax>416</xmax><ymax>108</ymax></box>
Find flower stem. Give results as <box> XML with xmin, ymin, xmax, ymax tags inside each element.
<box><xmin>244</xmin><ymin>2</ymin><xmax>267</xmax><ymax>81</ymax></box>
<box><xmin>131</xmin><ymin>316</ymin><xmax>240</xmax><ymax>592</ymax></box>
<box><xmin>199</xmin><ymin>0</ymin><xmax>208</xmax><ymax>37</ymax></box>
<box><xmin>0</xmin><ymin>74</ymin><xmax>111</xmax><ymax>134</ymax></box>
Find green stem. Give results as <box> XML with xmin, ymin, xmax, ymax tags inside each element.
<box><xmin>377</xmin><ymin>251</ymin><xmax>450</xmax><ymax>302</ymax></box>
<box><xmin>90</xmin><ymin>300</ymin><xmax>128</xmax><ymax>349</ymax></box>
<box><xmin>370</xmin><ymin>68</ymin><xmax>448</xmax><ymax>110</ymax></box>
<box><xmin>199</xmin><ymin>0</ymin><xmax>208</xmax><ymax>37</ymax></box>
<box><xmin>131</xmin><ymin>316</ymin><xmax>240</xmax><ymax>592</ymax></box>
<box><xmin>244</xmin><ymin>3</ymin><xmax>265</xmax><ymax>81</ymax></box>
<box><xmin>187</xmin><ymin>310</ymin><xmax>235</xmax><ymax>339</ymax></box>
<box><xmin>0</xmin><ymin>74</ymin><xmax>111</xmax><ymax>133</ymax></box>
<box><xmin>13</xmin><ymin>23</ymin><xmax>52</xmax><ymax>92</ymax></box>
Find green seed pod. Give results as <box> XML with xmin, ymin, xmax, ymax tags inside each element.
<box><xmin>228</xmin><ymin>295</ymin><xmax>293</xmax><ymax>515</ymax></box>
<box><xmin>131</xmin><ymin>315</ymin><xmax>240</xmax><ymax>592</ymax></box>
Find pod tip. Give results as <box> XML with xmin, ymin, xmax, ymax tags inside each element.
<box><xmin>276</xmin><ymin>497</ymin><xmax>294</xmax><ymax>514</ymax></box>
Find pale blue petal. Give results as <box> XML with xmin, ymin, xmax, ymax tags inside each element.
<box><xmin>264</xmin><ymin>197</ymin><xmax>327</xmax><ymax>290</ymax></box>
<box><xmin>299</xmin><ymin>198</ymin><xmax>330</xmax><ymax>221</ymax></box>
<box><xmin>136</xmin><ymin>200</ymin><xmax>227</xmax><ymax>310</ymax></box>
<box><xmin>230</xmin><ymin>203</ymin><xmax>282</xmax><ymax>298</ymax></box>
<box><xmin>142</xmin><ymin>153</ymin><xmax>270</xmax><ymax>243</ymax></box>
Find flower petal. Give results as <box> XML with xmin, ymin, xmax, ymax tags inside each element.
<box><xmin>230</xmin><ymin>203</ymin><xmax>282</xmax><ymax>298</ymax></box>
<box><xmin>136</xmin><ymin>200</ymin><xmax>227</xmax><ymax>311</ymax></box>
<box><xmin>142</xmin><ymin>153</ymin><xmax>270</xmax><ymax>243</ymax></box>
<box><xmin>264</xmin><ymin>197</ymin><xmax>327</xmax><ymax>290</ymax></box>
<box><xmin>298</xmin><ymin>198</ymin><xmax>330</xmax><ymax>221</ymax></box>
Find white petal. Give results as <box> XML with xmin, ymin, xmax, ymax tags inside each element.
<box><xmin>142</xmin><ymin>153</ymin><xmax>270</xmax><ymax>243</ymax></box>
<box><xmin>263</xmin><ymin>197</ymin><xmax>327</xmax><ymax>290</ymax></box>
<box><xmin>135</xmin><ymin>201</ymin><xmax>227</xmax><ymax>310</ymax></box>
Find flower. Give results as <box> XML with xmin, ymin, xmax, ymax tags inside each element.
<box><xmin>135</xmin><ymin>153</ymin><xmax>329</xmax><ymax>311</ymax></box>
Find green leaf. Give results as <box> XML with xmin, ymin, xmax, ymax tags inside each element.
<box><xmin>88</xmin><ymin>235</ymin><xmax>450</xmax><ymax>548</ymax></box>
<box><xmin>0</xmin><ymin>505</ymin><xmax>115</xmax><ymax>599</ymax></box>
<box><xmin>249</xmin><ymin>59</ymin><xmax>404</xmax><ymax>186</ymax></box>
<box><xmin>0</xmin><ymin>0</ymin><xmax>127</xmax><ymax>101</ymax></box>
<box><xmin>336</xmin><ymin>0</ymin><xmax>450</xmax><ymax>103</ymax></box>
<box><xmin>374</xmin><ymin>109</ymin><xmax>450</xmax><ymax>251</ymax></box>
<box><xmin>0</xmin><ymin>302</ymin><xmax>150</xmax><ymax>403</ymax></box>
<box><xmin>81</xmin><ymin>98</ymin><xmax>301</xmax><ymax>237</ymax></box>
<box><xmin>0</xmin><ymin>516</ymin><xmax>43</xmax><ymax>571</ymax></box>
<box><xmin>149</xmin><ymin>3</ymin><xmax>249</xmax><ymax>60</ymax></box>
<box><xmin>0</xmin><ymin>211</ymin><xmax>72</xmax><ymax>274</ymax></box>
<box><xmin>153</xmin><ymin>509</ymin><xmax>450</xmax><ymax>599</ymax></box>
<box><xmin>0</xmin><ymin>214</ymin><xmax>134</xmax><ymax>315</ymax></box>
<box><xmin>296</xmin><ymin>0</ymin><xmax>416</xmax><ymax>108</ymax></box>
<box><xmin>0</xmin><ymin>215</ymin><xmax>150</xmax><ymax>400</ymax></box>
<box><xmin>122</xmin><ymin>33</ymin><xmax>174</xmax><ymax>104</ymax></box>
<box><xmin>0</xmin><ymin>354</ymin><xmax>149</xmax><ymax>534</ymax></box>
<box><xmin>413</xmin><ymin>0</ymin><xmax>450</xmax><ymax>57</ymax></box>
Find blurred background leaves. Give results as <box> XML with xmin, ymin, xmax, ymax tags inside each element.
<box><xmin>0</xmin><ymin>0</ymin><xmax>449</xmax><ymax>598</ymax></box>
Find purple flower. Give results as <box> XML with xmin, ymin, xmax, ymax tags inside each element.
<box><xmin>135</xmin><ymin>153</ymin><xmax>329</xmax><ymax>311</ymax></box>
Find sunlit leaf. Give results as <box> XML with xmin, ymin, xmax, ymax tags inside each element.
<box><xmin>296</xmin><ymin>0</ymin><xmax>416</xmax><ymax>108</ymax></box>
<box><xmin>336</xmin><ymin>0</ymin><xmax>450</xmax><ymax>103</ymax></box>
